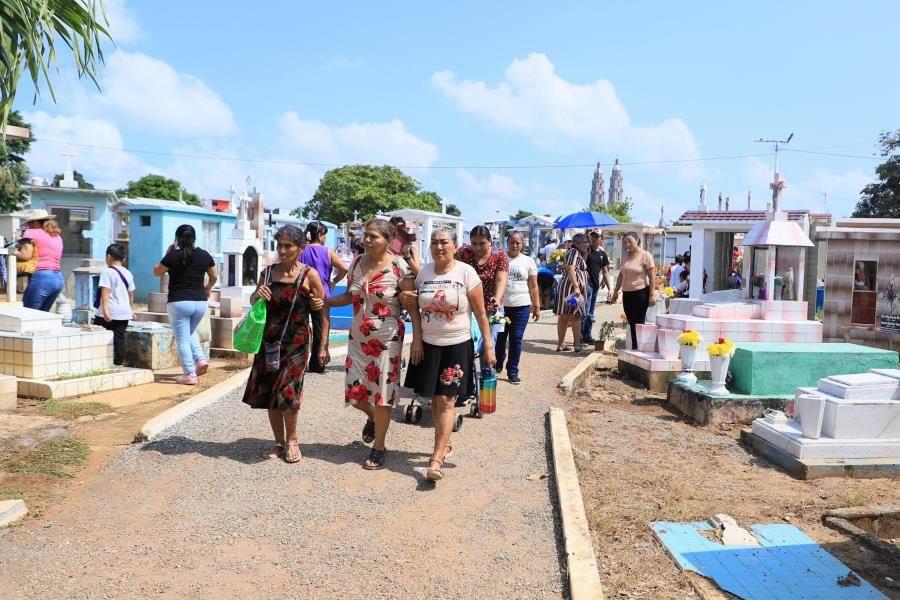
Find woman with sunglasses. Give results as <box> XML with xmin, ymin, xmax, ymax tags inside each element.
<box><xmin>609</xmin><ymin>231</ymin><xmax>657</xmax><ymax>350</ymax></box>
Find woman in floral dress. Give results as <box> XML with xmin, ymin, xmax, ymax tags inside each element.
<box><xmin>325</xmin><ymin>219</ymin><xmax>413</xmax><ymax>470</ymax></box>
<box><xmin>243</xmin><ymin>225</ymin><xmax>327</xmax><ymax>463</ymax></box>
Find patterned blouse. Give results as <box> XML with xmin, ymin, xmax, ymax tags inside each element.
<box><xmin>456</xmin><ymin>245</ymin><xmax>509</xmax><ymax>314</ymax></box>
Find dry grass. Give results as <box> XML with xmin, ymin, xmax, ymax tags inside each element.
<box><xmin>3</xmin><ymin>437</ymin><xmax>89</xmax><ymax>479</ymax></box>
<box><xmin>37</xmin><ymin>400</ymin><xmax>112</xmax><ymax>421</ymax></box>
<box><xmin>568</xmin><ymin>358</ymin><xmax>900</xmax><ymax>599</ymax></box>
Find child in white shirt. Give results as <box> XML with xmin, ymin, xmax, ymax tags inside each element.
<box><xmin>93</xmin><ymin>243</ymin><xmax>136</xmax><ymax>365</ymax></box>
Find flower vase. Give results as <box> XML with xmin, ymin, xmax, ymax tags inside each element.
<box><xmin>490</xmin><ymin>323</ymin><xmax>505</xmax><ymax>340</ymax></box>
<box><xmin>677</xmin><ymin>345</ymin><xmax>698</xmax><ymax>384</ymax></box>
<box><xmin>708</xmin><ymin>355</ymin><xmax>731</xmax><ymax>396</ymax></box>
<box><xmin>758</xmin><ymin>288</ymin><xmax>767</xmax><ymax>300</ymax></box>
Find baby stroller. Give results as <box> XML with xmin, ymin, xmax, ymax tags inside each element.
<box><xmin>401</xmin><ymin>316</ymin><xmax>482</xmax><ymax>432</ymax></box>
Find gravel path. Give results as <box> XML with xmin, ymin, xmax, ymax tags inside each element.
<box><xmin>1</xmin><ymin>319</ymin><xmax>580</xmax><ymax>599</ymax></box>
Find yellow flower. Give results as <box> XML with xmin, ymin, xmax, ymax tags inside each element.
<box><xmin>677</xmin><ymin>329</ymin><xmax>703</xmax><ymax>347</ymax></box>
<box><xmin>663</xmin><ymin>286</ymin><xmax>675</xmax><ymax>298</ymax></box>
<box><xmin>708</xmin><ymin>337</ymin><xmax>736</xmax><ymax>357</ymax></box>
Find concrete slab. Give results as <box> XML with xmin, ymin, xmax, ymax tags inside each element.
<box><xmin>750</xmin><ymin>419</ymin><xmax>900</xmax><ymax>459</ymax></box>
<box><xmin>741</xmin><ymin>429</ymin><xmax>900</xmax><ymax>480</ymax></box>
<box><xmin>0</xmin><ymin>374</ymin><xmax>16</xmax><ymax>411</ymax></box>
<box><xmin>730</xmin><ymin>343</ymin><xmax>899</xmax><ymax>396</ymax></box>
<box><xmin>819</xmin><ymin>372</ymin><xmax>900</xmax><ymax>400</ymax></box>
<box><xmin>667</xmin><ymin>380</ymin><xmax>793</xmax><ymax>426</ymax></box>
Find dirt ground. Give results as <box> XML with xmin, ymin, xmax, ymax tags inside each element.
<box><xmin>0</xmin><ymin>358</ymin><xmax>248</xmax><ymax>517</ymax></box>
<box><xmin>568</xmin><ymin>354</ymin><xmax>900</xmax><ymax>599</ymax></box>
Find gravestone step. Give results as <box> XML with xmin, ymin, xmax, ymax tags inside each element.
<box><xmin>818</xmin><ymin>371</ymin><xmax>900</xmax><ymax>400</ymax></box>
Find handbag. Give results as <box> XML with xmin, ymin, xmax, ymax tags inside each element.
<box><xmin>16</xmin><ymin>239</ymin><xmax>37</xmax><ymax>275</ymax></box>
<box><xmin>261</xmin><ymin>267</ymin><xmax>308</xmax><ymax>371</ymax></box>
<box><xmin>233</xmin><ymin>268</ymin><xmax>271</xmax><ymax>354</ymax></box>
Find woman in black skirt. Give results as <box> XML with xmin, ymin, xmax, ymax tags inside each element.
<box><xmin>402</xmin><ymin>228</ymin><xmax>495</xmax><ymax>482</ymax></box>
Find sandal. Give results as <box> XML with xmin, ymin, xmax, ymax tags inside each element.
<box><xmin>362</xmin><ymin>419</ymin><xmax>376</xmax><ymax>444</ymax></box>
<box><xmin>444</xmin><ymin>445</ymin><xmax>454</xmax><ymax>460</ymax></box>
<box><xmin>426</xmin><ymin>458</ymin><xmax>444</xmax><ymax>481</ymax></box>
<box><xmin>556</xmin><ymin>344</ymin><xmax>572</xmax><ymax>352</ymax></box>
<box><xmin>262</xmin><ymin>443</ymin><xmax>284</xmax><ymax>460</ymax></box>
<box><xmin>284</xmin><ymin>440</ymin><xmax>302</xmax><ymax>463</ymax></box>
<box><xmin>363</xmin><ymin>448</ymin><xmax>387</xmax><ymax>470</ymax></box>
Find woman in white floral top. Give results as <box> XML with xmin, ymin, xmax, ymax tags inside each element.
<box><xmin>324</xmin><ymin>219</ymin><xmax>414</xmax><ymax>470</ymax></box>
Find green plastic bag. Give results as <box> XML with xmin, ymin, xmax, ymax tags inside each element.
<box><xmin>233</xmin><ymin>298</ymin><xmax>267</xmax><ymax>354</ymax></box>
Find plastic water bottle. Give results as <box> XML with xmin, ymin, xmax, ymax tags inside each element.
<box><xmin>479</xmin><ymin>367</ymin><xmax>497</xmax><ymax>414</ymax></box>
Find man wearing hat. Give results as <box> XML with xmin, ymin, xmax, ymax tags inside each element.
<box><xmin>15</xmin><ymin>209</ymin><xmax>64</xmax><ymax>311</ymax></box>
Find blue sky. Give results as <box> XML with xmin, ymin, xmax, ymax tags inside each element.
<box><xmin>16</xmin><ymin>0</ymin><xmax>898</xmax><ymax>226</ymax></box>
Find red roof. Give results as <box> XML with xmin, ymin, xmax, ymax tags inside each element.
<box><xmin>677</xmin><ymin>210</ymin><xmax>831</xmax><ymax>223</ymax></box>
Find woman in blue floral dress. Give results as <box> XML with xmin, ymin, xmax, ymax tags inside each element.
<box><xmin>325</xmin><ymin>219</ymin><xmax>413</xmax><ymax>469</ymax></box>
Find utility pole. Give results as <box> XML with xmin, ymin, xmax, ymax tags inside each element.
<box><xmin>820</xmin><ymin>191</ymin><xmax>828</xmax><ymax>214</ymax></box>
<box><xmin>755</xmin><ymin>133</ymin><xmax>793</xmax><ymax>212</ymax></box>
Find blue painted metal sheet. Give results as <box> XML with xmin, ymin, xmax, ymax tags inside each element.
<box><xmin>651</xmin><ymin>522</ymin><xmax>886</xmax><ymax>599</ymax></box>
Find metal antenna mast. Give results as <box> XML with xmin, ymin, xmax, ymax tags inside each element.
<box><xmin>755</xmin><ymin>133</ymin><xmax>793</xmax><ymax>212</ymax></box>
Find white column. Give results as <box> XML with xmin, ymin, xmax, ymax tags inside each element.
<box><xmin>796</xmin><ymin>248</ymin><xmax>806</xmax><ymax>302</ymax></box>
<box><xmin>455</xmin><ymin>220</ymin><xmax>463</xmax><ymax>247</ymax></box>
<box><xmin>5</xmin><ymin>253</ymin><xmax>15</xmax><ymax>303</ymax></box>
<box><xmin>689</xmin><ymin>228</ymin><xmax>705</xmax><ymax>299</ymax></box>
<box><xmin>234</xmin><ymin>253</ymin><xmax>243</xmax><ymax>288</ymax></box>
<box><xmin>765</xmin><ymin>245</ymin><xmax>776</xmax><ymax>302</ymax></box>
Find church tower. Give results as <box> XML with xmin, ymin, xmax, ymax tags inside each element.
<box><xmin>608</xmin><ymin>158</ymin><xmax>624</xmax><ymax>207</ymax></box>
<box><xmin>588</xmin><ymin>162</ymin><xmax>605</xmax><ymax>210</ymax></box>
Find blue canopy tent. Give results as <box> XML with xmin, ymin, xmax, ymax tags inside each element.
<box><xmin>553</xmin><ymin>211</ymin><xmax>619</xmax><ymax>229</ymax></box>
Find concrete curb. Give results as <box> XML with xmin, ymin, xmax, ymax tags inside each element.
<box><xmin>0</xmin><ymin>499</ymin><xmax>28</xmax><ymax>527</ymax></box>
<box><xmin>548</xmin><ymin>407</ymin><xmax>604</xmax><ymax>599</ymax></box>
<box><xmin>558</xmin><ymin>352</ymin><xmax>602</xmax><ymax>397</ymax></box>
<box><xmin>135</xmin><ymin>368</ymin><xmax>251</xmax><ymax>443</ymax></box>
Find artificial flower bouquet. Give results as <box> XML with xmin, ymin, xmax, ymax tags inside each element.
<box><xmin>488</xmin><ymin>313</ymin><xmax>512</xmax><ymax>326</ymax></box>
<box><xmin>663</xmin><ymin>286</ymin><xmax>675</xmax><ymax>298</ymax></box>
<box><xmin>707</xmin><ymin>337</ymin><xmax>736</xmax><ymax>357</ymax></box>
<box><xmin>549</xmin><ymin>248</ymin><xmax>568</xmax><ymax>263</ymax></box>
<box><xmin>677</xmin><ymin>329</ymin><xmax>703</xmax><ymax>347</ymax></box>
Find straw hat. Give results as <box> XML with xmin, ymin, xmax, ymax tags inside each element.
<box><xmin>19</xmin><ymin>209</ymin><xmax>53</xmax><ymax>222</ymax></box>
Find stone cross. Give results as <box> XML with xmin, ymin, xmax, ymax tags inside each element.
<box><xmin>770</xmin><ymin>173</ymin><xmax>786</xmax><ymax>212</ymax></box>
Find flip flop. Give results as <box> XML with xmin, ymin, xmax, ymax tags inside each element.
<box><xmin>426</xmin><ymin>458</ymin><xmax>444</xmax><ymax>481</ymax></box>
<box><xmin>363</xmin><ymin>448</ymin><xmax>386</xmax><ymax>470</ymax></box>
<box><xmin>284</xmin><ymin>440</ymin><xmax>302</xmax><ymax>463</ymax></box>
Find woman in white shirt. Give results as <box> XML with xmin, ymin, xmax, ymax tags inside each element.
<box><xmin>495</xmin><ymin>232</ymin><xmax>539</xmax><ymax>385</ymax></box>
<box><xmin>403</xmin><ymin>228</ymin><xmax>495</xmax><ymax>483</ymax></box>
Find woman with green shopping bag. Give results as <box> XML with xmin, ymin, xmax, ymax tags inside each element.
<box><xmin>241</xmin><ymin>225</ymin><xmax>327</xmax><ymax>463</ymax></box>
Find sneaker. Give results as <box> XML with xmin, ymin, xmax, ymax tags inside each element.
<box><xmin>195</xmin><ymin>359</ymin><xmax>209</xmax><ymax>376</ymax></box>
<box><xmin>509</xmin><ymin>375</ymin><xmax>521</xmax><ymax>385</ymax></box>
<box><xmin>176</xmin><ymin>373</ymin><xmax>198</xmax><ymax>386</ymax></box>
<box><xmin>495</xmin><ymin>365</ymin><xmax>503</xmax><ymax>375</ymax></box>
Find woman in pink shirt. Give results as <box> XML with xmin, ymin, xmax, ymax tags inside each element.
<box><xmin>15</xmin><ymin>209</ymin><xmax>64</xmax><ymax>312</ymax></box>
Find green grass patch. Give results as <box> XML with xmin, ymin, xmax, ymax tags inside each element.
<box><xmin>37</xmin><ymin>400</ymin><xmax>112</xmax><ymax>421</ymax></box>
<box><xmin>49</xmin><ymin>368</ymin><xmax>117</xmax><ymax>382</ymax></box>
<box><xmin>3</xmin><ymin>438</ymin><xmax>89</xmax><ymax>478</ymax></box>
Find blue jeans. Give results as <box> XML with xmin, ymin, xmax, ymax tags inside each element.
<box><xmin>23</xmin><ymin>270</ymin><xmax>64</xmax><ymax>312</ymax></box>
<box><xmin>495</xmin><ymin>305</ymin><xmax>531</xmax><ymax>378</ymax></box>
<box><xmin>167</xmin><ymin>301</ymin><xmax>207</xmax><ymax>374</ymax></box>
<box><xmin>581</xmin><ymin>284</ymin><xmax>598</xmax><ymax>340</ymax></box>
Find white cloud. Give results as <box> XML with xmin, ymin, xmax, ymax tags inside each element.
<box><xmin>432</xmin><ymin>53</ymin><xmax>702</xmax><ymax>178</ymax></box>
<box><xmin>456</xmin><ymin>169</ymin><xmax>521</xmax><ymax>198</ymax></box>
<box><xmin>103</xmin><ymin>0</ymin><xmax>142</xmax><ymax>44</ymax></box>
<box><xmin>79</xmin><ymin>51</ymin><xmax>237</xmax><ymax>137</ymax></box>
<box><xmin>23</xmin><ymin>111</ymin><xmax>153</xmax><ymax>188</ymax></box>
<box><xmin>277</xmin><ymin>112</ymin><xmax>438</xmax><ymax>167</ymax></box>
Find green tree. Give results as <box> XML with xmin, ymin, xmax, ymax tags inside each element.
<box><xmin>445</xmin><ymin>203</ymin><xmax>461</xmax><ymax>217</ymax></box>
<box><xmin>0</xmin><ymin>111</ymin><xmax>32</xmax><ymax>212</ymax></box>
<box><xmin>509</xmin><ymin>209</ymin><xmax>533</xmax><ymax>221</ymax></box>
<box><xmin>606</xmin><ymin>197</ymin><xmax>633</xmax><ymax>223</ymax></box>
<box><xmin>853</xmin><ymin>130</ymin><xmax>900</xmax><ymax>218</ymax></box>
<box><xmin>52</xmin><ymin>170</ymin><xmax>94</xmax><ymax>189</ymax></box>
<box><xmin>1</xmin><ymin>0</ymin><xmax>110</xmax><ymax>128</ymax></box>
<box><xmin>300</xmin><ymin>165</ymin><xmax>443</xmax><ymax>223</ymax></box>
<box><xmin>117</xmin><ymin>174</ymin><xmax>202</xmax><ymax>206</ymax></box>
